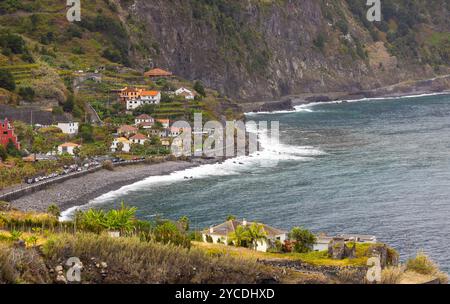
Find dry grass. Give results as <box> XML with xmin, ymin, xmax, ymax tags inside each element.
<box><xmin>405</xmin><ymin>252</ymin><xmax>448</xmax><ymax>284</ymax></box>
<box><xmin>381</xmin><ymin>266</ymin><xmax>404</xmax><ymax>284</ymax></box>
<box><xmin>0</xmin><ymin>244</ymin><xmax>50</xmax><ymax>284</ymax></box>
<box><xmin>42</xmin><ymin>233</ymin><xmax>277</xmax><ymax>284</ymax></box>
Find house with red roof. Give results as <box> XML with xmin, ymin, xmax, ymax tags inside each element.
<box><xmin>0</xmin><ymin>118</ymin><xmax>20</xmax><ymax>150</ymax></box>
<box><xmin>130</xmin><ymin>133</ymin><xmax>148</xmax><ymax>145</ymax></box>
<box><xmin>135</xmin><ymin>114</ymin><xmax>155</xmax><ymax>126</ymax></box>
<box><xmin>118</xmin><ymin>125</ymin><xmax>138</xmax><ymax>137</ymax></box>
<box><xmin>144</xmin><ymin>68</ymin><xmax>173</xmax><ymax>78</ymax></box>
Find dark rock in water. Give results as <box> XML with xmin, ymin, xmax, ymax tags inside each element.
<box><xmin>258</xmin><ymin>99</ymin><xmax>294</xmax><ymax>112</ymax></box>
<box><xmin>305</xmin><ymin>96</ymin><xmax>331</xmax><ymax>103</ymax></box>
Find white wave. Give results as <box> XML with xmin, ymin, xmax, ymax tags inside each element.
<box><xmin>245</xmin><ymin>91</ymin><xmax>450</xmax><ymax>116</ymax></box>
<box><xmin>60</xmin><ymin>125</ymin><xmax>323</xmax><ymax>221</ymax></box>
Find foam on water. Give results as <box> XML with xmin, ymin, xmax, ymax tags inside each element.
<box><xmin>60</xmin><ymin>126</ymin><xmax>323</xmax><ymax>221</ymax></box>
<box><xmin>245</xmin><ymin>92</ymin><xmax>450</xmax><ymax>116</ymax></box>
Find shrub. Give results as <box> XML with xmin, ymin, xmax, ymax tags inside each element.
<box><xmin>18</xmin><ymin>86</ymin><xmax>35</xmax><ymax>102</ymax></box>
<box><xmin>47</xmin><ymin>204</ymin><xmax>61</xmax><ymax>218</ymax></box>
<box><xmin>289</xmin><ymin>227</ymin><xmax>316</xmax><ymax>253</ymax></box>
<box><xmin>336</xmin><ymin>267</ymin><xmax>365</xmax><ymax>284</ymax></box>
<box><xmin>42</xmin><ymin>233</ymin><xmax>273</xmax><ymax>284</ymax></box>
<box><xmin>0</xmin><ymin>245</ymin><xmax>50</xmax><ymax>284</ymax></box>
<box><xmin>193</xmin><ymin>81</ymin><xmax>206</xmax><ymax>97</ymax></box>
<box><xmin>381</xmin><ymin>266</ymin><xmax>404</xmax><ymax>284</ymax></box>
<box><xmin>102</xmin><ymin>160</ymin><xmax>114</xmax><ymax>171</ymax></box>
<box><xmin>0</xmin><ymin>69</ymin><xmax>16</xmax><ymax>91</ymax></box>
<box><xmin>406</xmin><ymin>252</ymin><xmax>448</xmax><ymax>283</ymax></box>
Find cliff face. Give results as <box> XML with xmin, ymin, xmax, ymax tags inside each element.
<box><xmin>122</xmin><ymin>0</ymin><xmax>450</xmax><ymax>101</ymax></box>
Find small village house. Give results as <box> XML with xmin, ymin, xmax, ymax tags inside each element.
<box><xmin>313</xmin><ymin>235</ymin><xmax>334</xmax><ymax>251</ymax></box>
<box><xmin>139</xmin><ymin>122</ymin><xmax>154</xmax><ymax>130</ymax></box>
<box><xmin>118</xmin><ymin>125</ymin><xmax>138</xmax><ymax>137</ymax></box>
<box><xmin>0</xmin><ymin>118</ymin><xmax>20</xmax><ymax>149</ymax></box>
<box><xmin>140</xmin><ymin>90</ymin><xmax>161</xmax><ymax>104</ymax></box>
<box><xmin>125</xmin><ymin>90</ymin><xmax>161</xmax><ymax>110</ymax></box>
<box><xmin>202</xmin><ymin>219</ymin><xmax>287</xmax><ymax>252</ymax></box>
<box><xmin>135</xmin><ymin>114</ymin><xmax>155</xmax><ymax>126</ymax></box>
<box><xmin>130</xmin><ymin>133</ymin><xmax>148</xmax><ymax>145</ymax></box>
<box><xmin>56</xmin><ymin>122</ymin><xmax>79</xmax><ymax>135</ymax></box>
<box><xmin>57</xmin><ymin>142</ymin><xmax>81</xmax><ymax>155</ymax></box>
<box><xmin>119</xmin><ymin>87</ymin><xmax>141</xmax><ymax>103</ymax></box>
<box><xmin>168</xmin><ymin>126</ymin><xmax>183</xmax><ymax>137</ymax></box>
<box><xmin>156</xmin><ymin>119</ymin><xmax>170</xmax><ymax>128</ymax></box>
<box><xmin>312</xmin><ymin>234</ymin><xmax>377</xmax><ymax>252</ymax></box>
<box><xmin>144</xmin><ymin>68</ymin><xmax>173</xmax><ymax>79</ymax></box>
<box><xmin>111</xmin><ymin>137</ymin><xmax>131</xmax><ymax>153</ymax></box>
<box><xmin>175</xmin><ymin>87</ymin><xmax>196</xmax><ymax>100</ymax></box>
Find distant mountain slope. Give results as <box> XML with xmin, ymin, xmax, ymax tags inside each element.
<box><xmin>0</xmin><ymin>0</ymin><xmax>449</xmax><ymax>103</ymax></box>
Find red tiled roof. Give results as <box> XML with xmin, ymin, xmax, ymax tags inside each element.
<box><xmin>136</xmin><ymin>114</ymin><xmax>152</xmax><ymax>119</ymax></box>
<box><xmin>118</xmin><ymin>125</ymin><xmax>138</xmax><ymax>132</ymax></box>
<box><xmin>130</xmin><ymin>133</ymin><xmax>148</xmax><ymax>140</ymax></box>
<box><xmin>141</xmin><ymin>90</ymin><xmax>160</xmax><ymax>96</ymax></box>
<box><xmin>144</xmin><ymin>68</ymin><xmax>173</xmax><ymax>77</ymax></box>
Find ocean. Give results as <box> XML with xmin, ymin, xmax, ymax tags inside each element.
<box><xmin>63</xmin><ymin>93</ymin><xmax>450</xmax><ymax>273</ymax></box>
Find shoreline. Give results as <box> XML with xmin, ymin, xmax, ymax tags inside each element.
<box><xmin>9</xmin><ymin>88</ymin><xmax>450</xmax><ymax>215</ymax></box>
<box><xmin>9</xmin><ymin>158</ymin><xmax>220</xmax><ymax>214</ymax></box>
<box><xmin>240</xmin><ymin>74</ymin><xmax>450</xmax><ymax>113</ymax></box>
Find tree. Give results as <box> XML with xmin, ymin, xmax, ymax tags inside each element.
<box><xmin>228</xmin><ymin>225</ymin><xmax>250</xmax><ymax>247</ymax></box>
<box><xmin>246</xmin><ymin>223</ymin><xmax>267</xmax><ymax>250</ymax></box>
<box><xmin>116</xmin><ymin>142</ymin><xmax>124</xmax><ymax>153</ymax></box>
<box><xmin>79</xmin><ymin>124</ymin><xmax>94</xmax><ymax>143</ymax></box>
<box><xmin>18</xmin><ymin>86</ymin><xmax>35</xmax><ymax>102</ymax></box>
<box><xmin>105</xmin><ymin>202</ymin><xmax>137</xmax><ymax>234</ymax></box>
<box><xmin>47</xmin><ymin>204</ymin><xmax>61</xmax><ymax>217</ymax></box>
<box><xmin>193</xmin><ymin>81</ymin><xmax>206</xmax><ymax>97</ymax></box>
<box><xmin>0</xmin><ymin>69</ymin><xmax>16</xmax><ymax>91</ymax></box>
<box><xmin>178</xmin><ymin>216</ymin><xmax>190</xmax><ymax>232</ymax></box>
<box><xmin>0</xmin><ymin>145</ymin><xmax>7</xmax><ymax>161</ymax></box>
<box><xmin>226</xmin><ymin>215</ymin><xmax>236</xmax><ymax>221</ymax></box>
<box><xmin>289</xmin><ymin>227</ymin><xmax>316</xmax><ymax>253</ymax></box>
<box><xmin>63</xmin><ymin>94</ymin><xmax>75</xmax><ymax>112</ymax></box>
<box><xmin>6</xmin><ymin>139</ymin><xmax>20</xmax><ymax>157</ymax></box>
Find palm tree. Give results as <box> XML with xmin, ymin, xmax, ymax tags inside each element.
<box><xmin>105</xmin><ymin>202</ymin><xmax>137</xmax><ymax>234</ymax></box>
<box><xmin>228</xmin><ymin>225</ymin><xmax>250</xmax><ymax>247</ymax></box>
<box><xmin>246</xmin><ymin>223</ymin><xmax>267</xmax><ymax>250</ymax></box>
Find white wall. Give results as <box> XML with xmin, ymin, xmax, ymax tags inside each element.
<box><xmin>57</xmin><ymin>122</ymin><xmax>79</xmax><ymax>135</ymax></box>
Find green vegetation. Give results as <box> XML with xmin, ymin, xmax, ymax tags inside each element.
<box><xmin>288</xmin><ymin>227</ymin><xmax>317</xmax><ymax>253</ymax></box>
<box><xmin>0</xmin><ymin>205</ymin><xmax>276</xmax><ymax>284</ymax></box>
<box><xmin>406</xmin><ymin>251</ymin><xmax>448</xmax><ymax>283</ymax></box>
<box><xmin>0</xmin><ymin>69</ymin><xmax>16</xmax><ymax>91</ymax></box>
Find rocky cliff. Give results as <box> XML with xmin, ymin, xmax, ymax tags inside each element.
<box><xmin>122</xmin><ymin>0</ymin><xmax>450</xmax><ymax>101</ymax></box>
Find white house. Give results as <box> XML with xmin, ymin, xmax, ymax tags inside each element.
<box><xmin>313</xmin><ymin>235</ymin><xmax>334</xmax><ymax>252</ymax></box>
<box><xmin>312</xmin><ymin>234</ymin><xmax>377</xmax><ymax>252</ymax></box>
<box><xmin>110</xmin><ymin>137</ymin><xmax>131</xmax><ymax>153</ymax></box>
<box><xmin>135</xmin><ymin>114</ymin><xmax>154</xmax><ymax>126</ymax></box>
<box><xmin>202</xmin><ymin>219</ymin><xmax>287</xmax><ymax>252</ymax></box>
<box><xmin>130</xmin><ymin>133</ymin><xmax>148</xmax><ymax>145</ymax></box>
<box><xmin>175</xmin><ymin>87</ymin><xmax>196</xmax><ymax>100</ymax></box>
<box><xmin>126</xmin><ymin>91</ymin><xmax>161</xmax><ymax>110</ymax></box>
<box><xmin>140</xmin><ymin>90</ymin><xmax>161</xmax><ymax>104</ymax></box>
<box><xmin>168</xmin><ymin>126</ymin><xmax>183</xmax><ymax>137</ymax></box>
<box><xmin>57</xmin><ymin>142</ymin><xmax>81</xmax><ymax>155</ymax></box>
<box><xmin>56</xmin><ymin>122</ymin><xmax>79</xmax><ymax>135</ymax></box>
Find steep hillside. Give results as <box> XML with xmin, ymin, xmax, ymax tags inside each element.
<box><xmin>125</xmin><ymin>0</ymin><xmax>450</xmax><ymax>100</ymax></box>
<box><xmin>0</xmin><ymin>0</ymin><xmax>449</xmax><ymax>105</ymax></box>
